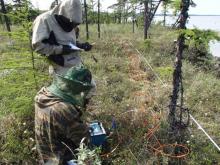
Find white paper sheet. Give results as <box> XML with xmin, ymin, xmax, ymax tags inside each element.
<box><xmin>69</xmin><ymin>43</ymin><xmax>82</xmax><ymax>51</ymax></box>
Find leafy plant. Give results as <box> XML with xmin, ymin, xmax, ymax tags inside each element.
<box><xmin>75</xmin><ymin>141</ymin><xmax>101</xmax><ymax>165</ymax></box>
<box><xmin>182</xmin><ymin>28</ymin><xmax>220</xmax><ymax>70</ymax></box>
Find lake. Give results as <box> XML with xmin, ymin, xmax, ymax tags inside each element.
<box><xmin>155</xmin><ymin>15</ymin><xmax>220</xmax><ymax>57</ymax></box>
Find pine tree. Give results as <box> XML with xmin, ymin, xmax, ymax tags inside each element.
<box><xmin>0</xmin><ymin>0</ymin><xmax>11</xmax><ymax>31</ymax></box>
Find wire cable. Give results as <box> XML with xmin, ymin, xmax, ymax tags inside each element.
<box><xmin>190</xmin><ymin>114</ymin><xmax>220</xmax><ymax>152</ymax></box>
<box><xmin>129</xmin><ymin>40</ymin><xmax>220</xmax><ymax>153</ymax></box>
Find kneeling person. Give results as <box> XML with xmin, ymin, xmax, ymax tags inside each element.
<box><xmin>35</xmin><ymin>66</ymin><xmax>93</xmax><ymax>164</ymax></box>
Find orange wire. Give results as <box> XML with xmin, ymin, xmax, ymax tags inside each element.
<box><xmin>99</xmin><ymin>111</ymin><xmax>189</xmax><ymax>160</ymax></box>
<box><xmin>145</xmin><ymin>113</ymin><xmax>189</xmax><ymax>159</ymax></box>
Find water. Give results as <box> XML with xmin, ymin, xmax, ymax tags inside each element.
<box><xmin>155</xmin><ymin>15</ymin><xmax>220</xmax><ymax>57</ymax></box>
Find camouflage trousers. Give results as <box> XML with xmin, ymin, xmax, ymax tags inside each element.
<box><xmin>35</xmin><ymin>87</ymin><xmax>89</xmax><ymax>165</ymax></box>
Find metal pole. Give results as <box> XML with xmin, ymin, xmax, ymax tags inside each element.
<box><xmin>0</xmin><ymin>0</ymin><xmax>11</xmax><ymax>32</ymax></box>
<box><xmin>163</xmin><ymin>3</ymin><xmax>167</xmax><ymax>26</ymax></box>
<box><xmin>97</xmin><ymin>0</ymin><xmax>100</xmax><ymax>38</ymax></box>
<box><xmin>144</xmin><ymin>0</ymin><xmax>148</xmax><ymax>39</ymax></box>
<box><xmin>84</xmin><ymin>0</ymin><xmax>89</xmax><ymax>39</ymax></box>
<box><xmin>132</xmin><ymin>18</ymin><xmax>135</xmax><ymax>33</ymax></box>
<box><xmin>132</xmin><ymin>5</ymin><xmax>135</xmax><ymax>33</ymax></box>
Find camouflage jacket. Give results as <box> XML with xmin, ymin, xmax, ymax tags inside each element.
<box><xmin>35</xmin><ymin>87</ymin><xmax>89</xmax><ymax>165</ymax></box>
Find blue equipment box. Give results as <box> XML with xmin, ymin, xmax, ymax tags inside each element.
<box><xmin>89</xmin><ymin>121</ymin><xmax>107</xmax><ymax>147</ymax></box>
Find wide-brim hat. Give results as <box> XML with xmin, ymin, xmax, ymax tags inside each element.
<box><xmin>48</xmin><ymin>66</ymin><xmax>93</xmax><ymax>106</ymax></box>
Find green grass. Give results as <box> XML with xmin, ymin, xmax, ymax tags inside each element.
<box><xmin>0</xmin><ymin>23</ymin><xmax>220</xmax><ymax>164</ymax></box>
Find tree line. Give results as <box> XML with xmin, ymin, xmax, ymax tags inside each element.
<box><xmin>1</xmin><ymin>0</ymin><xmax>188</xmax><ymax>38</ymax></box>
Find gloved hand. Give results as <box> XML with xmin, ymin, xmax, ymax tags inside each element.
<box><xmin>77</xmin><ymin>42</ymin><xmax>92</xmax><ymax>51</ymax></box>
<box><xmin>62</xmin><ymin>45</ymin><xmax>75</xmax><ymax>54</ymax></box>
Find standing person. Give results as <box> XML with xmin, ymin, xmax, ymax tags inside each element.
<box><xmin>32</xmin><ymin>0</ymin><xmax>92</xmax><ymax>75</ymax></box>
<box><xmin>35</xmin><ymin>66</ymin><xmax>93</xmax><ymax>165</ymax></box>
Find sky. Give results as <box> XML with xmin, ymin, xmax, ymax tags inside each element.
<box><xmin>31</xmin><ymin>0</ymin><xmax>220</xmax><ymax>15</ymax></box>
<box><xmin>31</xmin><ymin>0</ymin><xmax>117</xmax><ymax>11</ymax></box>
<box><xmin>183</xmin><ymin>0</ymin><xmax>220</xmax><ymax>15</ymax></box>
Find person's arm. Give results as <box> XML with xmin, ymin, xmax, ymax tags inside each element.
<box><xmin>34</xmin><ymin>36</ymin><xmax>74</xmax><ymax>56</ymax></box>
<box><xmin>74</xmin><ymin>27</ymin><xmax>92</xmax><ymax>51</ymax></box>
<box><xmin>53</xmin><ymin>103</ymin><xmax>89</xmax><ymax>146</ymax></box>
<box><xmin>33</xmin><ymin>42</ymin><xmax>63</xmax><ymax>56</ymax></box>
<box><xmin>32</xmin><ymin>17</ymin><xmax>74</xmax><ymax>56</ymax></box>
<box><xmin>65</xmin><ymin>108</ymin><xmax>89</xmax><ymax>145</ymax></box>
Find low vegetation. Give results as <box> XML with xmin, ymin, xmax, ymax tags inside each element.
<box><xmin>0</xmin><ymin>23</ymin><xmax>220</xmax><ymax>164</ymax></box>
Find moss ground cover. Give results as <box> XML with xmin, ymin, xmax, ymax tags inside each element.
<box><xmin>0</xmin><ymin>24</ymin><xmax>220</xmax><ymax>164</ymax></box>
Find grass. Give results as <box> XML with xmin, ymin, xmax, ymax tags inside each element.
<box><xmin>0</xmin><ymin>23</ymin><xmax>220</xmax><ymax>164</ymax></box>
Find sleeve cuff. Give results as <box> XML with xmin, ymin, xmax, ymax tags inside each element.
<box><xmin>55</xmin><ymin>45</ymin><xmax>63</xmax><ymax>55</ymax></box>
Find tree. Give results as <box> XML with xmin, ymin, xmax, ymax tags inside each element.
<box><xmin>162</xmin><ymin>0</ymin><xmax>172</xmax><ymax>26</ymax></box>
<box><xmin>108</xmin><ymin>0</ymin><xmax>128</xmax><ymax>24</ymax></box>
<box><xmin>143</xmin><ymin>0</ymin><xmax>162</xmax><ymax>39</ymax></box>
<box><xmin>97</xmin><ymin>0</ymin><xmax>100</xmax><ymax>38</ymax></box>
<box><xmin>7</xmin><ymin>0</ymin><xmax>40</xmax><ymax>24</ymax></box>
<box><xmin>84</xmin><ymin>0</ymin><xmax>89</xmax><ymax>39</ymax></box>
<box><xmin>184</xmin><ymin>29</ymin><xmax>220</xmax><ymax>70</ymax></box>
<box><xmin>167</xmin><ymin>0</ymin><xmax>196</xmax><ymax>27</ymax></box>
<box><xmin>0</xmin><ymin>0</ymin><xmax>11</xmax><ymax>31</ymax></box>
<box><xmin>115</xmin><ymin>0</ymin><xmax>162</xmax><ymax>39</ymax></box>
<box><xmin>143</xmin><ymin>0</ymin><xmax>148</xmax><ymax>39</ymax></box>
<box><xmin>87</xmin><ymin>0</ymin><xmax>96</xmax><ymax>24</ymax></box>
